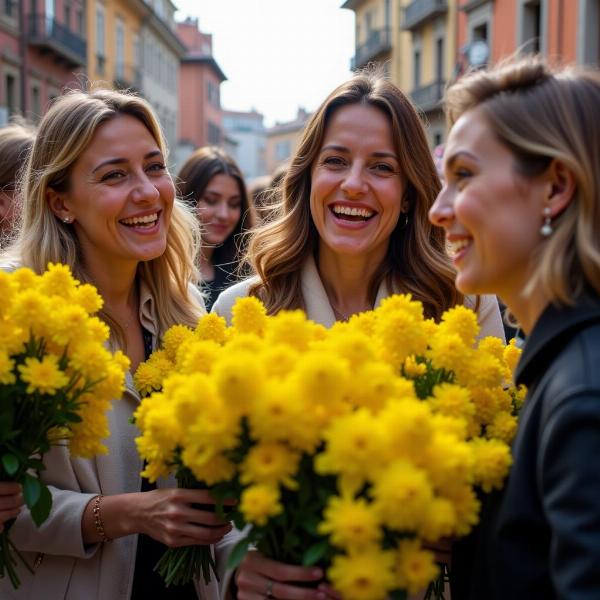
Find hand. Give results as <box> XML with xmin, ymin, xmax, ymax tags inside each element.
<box><xmin>135</xmin><ymin>488</ymin><xmax>234</xmax><ymax>548</ymax></box>
<box><xmin>235</xmin><ymin>550</ymin><xmax>327</xmax><ymax>600</ymax></box>
<box><xmin>0</xmin><ymin>482</ymin><xmax>23</xmax><ymax>532</ymax></box>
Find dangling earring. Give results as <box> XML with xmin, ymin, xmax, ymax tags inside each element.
<box><xmin>540</xmin><ymin>206</ymin><xmax>553</xmax><ymax>237</ymax></box>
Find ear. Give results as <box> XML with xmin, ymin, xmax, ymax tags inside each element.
<box><xmin>46</xmin><ymin>187</ymin><xmax>74</xmax><ymax>223</ymax></box>
<box><xmin>546</xmin><ymin>159</ymin><xmax>576</xmax><ymax>217</ymax></box>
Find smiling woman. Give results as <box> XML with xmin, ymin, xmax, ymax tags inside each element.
<box><xmin>0</xmin><ymin>88</ymin><xmax>241</xmax><ymax>600</ymax></box>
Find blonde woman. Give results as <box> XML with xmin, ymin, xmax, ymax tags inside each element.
<box><xmin>430</xmin><ymin>57</ymin><xmax>600</xmax><ymax>599</ymax></box>
<box><xmin>0</xmin><ymin>89</ymin><xmax>238</xmax><ymax>599</ymax></box>
<box><xmin>213</xmin><ymin>70</ymin><xmax>505</xmax><ymax>598</ymax></box>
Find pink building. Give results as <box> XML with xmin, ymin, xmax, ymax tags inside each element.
<box><xmin>0</xmin><ymin>0</ymin><xmax>86</xmax><ymax>124</ymax></box>
<box><xmin>177</xmin><ymin>17</ymin><xmax>226</xmax><ymax>153</ymax></box>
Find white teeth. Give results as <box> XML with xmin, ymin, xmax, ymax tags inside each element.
<box><xmin>331</xmin><ymin>205</ymin><xmax>374</xmax><ymax>218</ymax></box>
<box><xmin>448</xmin><ymin>239</ymin><xmax>471</xmax><ymax>254</ymax></box>
<box><xmin>120</xmin><ymin>212</ymin><xmax>158</xmax><ymax>226</ymax></box>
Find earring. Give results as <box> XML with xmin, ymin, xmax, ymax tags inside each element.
<box><xmin>540</xmin><ymin>206</ymin><xmax>553</xmax><ymax>237</ymax></box>
<box><xmin>63</xmin><ymin>216</ymin><xmax>73</xmax><ymax>224</ymax></box>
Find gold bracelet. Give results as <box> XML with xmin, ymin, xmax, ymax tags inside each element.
<box><xmin>92</xmin><ymin>495</ymin><xmax>112</xmax><ymax>543</ymax></box>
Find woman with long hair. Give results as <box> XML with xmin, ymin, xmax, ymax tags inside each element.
<box><xmin>214</xmin><ymin>69</ymin><xmax>505</xmax><ymax>598</ymax></box>
<box><xmin>0</xmin><ymin>89</ymin><xmax>238</xmax><ymax>599</ymax></box>
<box><xmin>177</xmin><ymin>147</ymin><xmax>254</xmax><ymax>311</ymax></box>
<box><xmin>429</xmin><ymin>56</ymin><xmax>600</xmax><ymax>598</ymax></box>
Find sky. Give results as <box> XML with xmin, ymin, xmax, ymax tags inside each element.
<box><xmin>174</xmin><ymin>0</ymin><xmax>356</xmax><ymax>127</ymax></box>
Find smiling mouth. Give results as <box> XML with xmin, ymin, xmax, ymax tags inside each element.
<box><xmin>330</xmin><ymin>204</ymin><xmax>376</xmax><ymax>222</ymax></box>
<box><xmin>447</xmin><ymin>238</ymin><xmax>472</xmax><ymax>256</ymax></box>
<box><xmin>120</xmin><ymin>212</ymin><xmax>160</xmax><ymax>229</ymax></box>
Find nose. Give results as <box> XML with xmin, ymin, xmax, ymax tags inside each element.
<box><xmin>340</xmin><ymin>163</ymin><xmax>367</xmax><ymax>198</ymax></box>
<box><xmin>214</xmin><ymin>202</ymin><xmax>229</xmax><ymax>220</ymax></box>
<box><xmin>132</xmin><ymin>173</ymin><xmax>160</xmax><ymax>204</ymax></box>
<box><xmin>429</xmin><ymin>186</ymin><xmax>454</xmax><ymax>228</ymax></box>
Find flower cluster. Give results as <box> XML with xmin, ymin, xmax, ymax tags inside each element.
<box><xmin>134</xmin><ymin>296</ymin><xmax>522</xmax><ymax>599</ymax></box>
<box><xmin>0</xmin><ymin>264</ymin><xmax>129</xmax><ymax>587</ymax></box>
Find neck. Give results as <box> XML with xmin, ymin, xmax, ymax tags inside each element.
<box><xmin>199</xmin><ymin>247</ymin><xmax>215</xmax><ymax>282</ymax></box>
<box><xmin>501</xmin><ymin>285</ymin><xmax>549</xmax><ymax>336</ymax></box>
<box><xmin>84</xmin><ymin>258</ymin><xmax>139</xmax><ymax>317</ymax></box>
<box><xmin>316</xmin><ymin>246</ymin><xmax>383</xmax><ymax>318</ymax></box>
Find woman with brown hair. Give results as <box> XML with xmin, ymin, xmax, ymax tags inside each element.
<box><xmin>214</xmin><ymin>69</ymin><xmax>504</xmax><ymax>599</ymax></box>
<box><xmin>177</xmin><ymin>147</ymin><xmax>255</xmax><ymax>311</ymax></box>
<box><xmin>430</xmin><ymin>56</ymin><xmax>600</xmax><ymax>599</ymax></box>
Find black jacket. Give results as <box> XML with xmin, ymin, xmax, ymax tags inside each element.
<box><xmin>452</xmin><ymin>292</ymin><xmax>600</xmax><ymax>599</ymax></box>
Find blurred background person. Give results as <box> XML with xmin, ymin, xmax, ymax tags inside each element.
<box><xmin>0</xmin><ymin>119</ymin><xmax>36</xmax><ymax>243</ymax></box>
<box><xmin>177</xmin><ymin>147</ymin><xmax>255</xmax><ymax>311</ymax></box>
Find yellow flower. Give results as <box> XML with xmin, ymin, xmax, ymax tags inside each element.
<box><xmin>68</xmin><ymin>342</ymin><xmax>113</xmax><ymax>380</ymax></box>
<box><xmin>371</xmin><ymin>460</ymin><xmax>433</xmax><ymax>532</ymax></box>
<box><xmin>418</xmin><ymin>496</ymin><xmax>457</xmax><ymax>541</ymax></box>
<box><xmin>69</xmin><ymin>396</ymin><xmax>111</xmax><ymax>457</ymax></box>
<box><xmin>327</xmin><ymin>547</ymin><xmax>396</xmax><ymax>600</ymax></box>
<box><xmin>264</xmin><ymin>310</ymin><xmax>315</xmax><ymax>351</ymax></box>
<box><xmin>195</xmin><ymin>312</ymin><xmax>228</xmax><ymax>344</ymax></box>
<box><xmin>0</xmin><ymin>271</ymin><xmax>18</xmax><ymax>316</ymax></box>
<box><xmin>486</xmin><ymin>411</ymin><xmax>518</xmax><ymax>443</ymax></box>
<box><xmin>439</xmin><ymin>305</ymin><xmax>480</xmax><ymax>346</ymax></box>
<box><xmin>162</xmin><ymin>324</ymin><xmax>194</xmax><ymax>362</ymax></box>
<box><xmin>0</xmin><ymin>318</ymin><xmax>28</xmax><ymax>355</ymax></box>
<box><xmin>316</xmin><ymin>409</ymin><xmax>387</xmax><ymax>495</ymax></box>
<box><xmin>472</xmin><ymin>438</ymin><xmax>513</xmax><ymax>493</ymax></box>
<box><xmin>10</xmin><ymin>267</ymin><xmax>38</xmax><ymax>291</ymax></box>
<box><xmin>322</xmin><ymin>330</ymin><xmax>376</xmax><ymax>370</ymax></box>
<box><xmin>134</xmin><ymin>361</ymin><xmax>164</xmax><ymax>396</ymax></box>
<box><xmin>259</xmin><ymin>345</ymin><xmax>299</xmax><ymax>379</ymax></box>
<box><xmin>427</xmin><ymin>331</ymin><xmax>473</xmax><ymax>381</ymax></box>
<box><xmin>293</xmin><ymin>351</ymin><xmax>350</xmax><ymax>407</ymax></box>
<box><xmin>346</xmin><ymin>362</ymin><xmax>405</xmax><ymax>413</ymax></box>
<box><xmin>18</xmin><ymin>355</ymin><xmax>69</xmax><ymax>395</ymax></box>
<box><xmin>240</xmin><ymin>484</ymin><xmax>282</xmax><ymax>526</ymax></box>
<box><xmin>318</xmin><ymin>495</ymin><xmax>381</xmax><ymax>550</ymax></box>
<box><xmin>443</xmin><ymin>484</ymin><xmax>481</xmax><ymax>536</ymax></box>
<box><xmin>49</xmin><ymin>304</ymin><xmax>94</xmax><ymax>347</ymax></box>
<box><xmin>375</xmin><ymin>309</ymin><xmax>428</xmax><ymax>368</ymax></box>
<box><xmin>469</xmin><ymin>386</ymin><xmax>501</xmax><ymax>425</ymax></box>
<box><xmin>39</xmin><ymin>262</ymin><xmax>77</xmax><ymax>299</ymax></box>
<box><xmin>503</xmin><ymin>338</ymin><xmax>522</xmax><ymax>377</ymax></box>
<box><xmin>0</xmin><ymin>351</ymin><xmax>16</xmax><ymax>385</ymax></box>
<box><xmin>378</xmin><ymin>294</ymin><xmax>423</xmax><ymax>320</ymax></box>
<box><xmin>346</xmin><ymin>310</ymin><xmax>377</xmax><ymax>337</ymax></box>
<box><xmin>181</xmin><ymin>446</ymin><xmax>237</xmax><ymax>485</ymax></box>
<box><xmin>429</xmin><ymin>383</ymin><xmax>475</xmax><ymax>422</ymax></box>
<box><xmin>240</xmin><ymin>442</ymin><xmax>300</xmax><ymax>489</ymax></box>
<box><xmin>9</xmin><ymin>289</ymin><xmax>52</xmax><ymax>337</ymax></box>
<box><xmin>403</xmin><ymin>355</ymin><xmax>427</xmax><ymax>378</ymax></box>
<box><xmin>394</xmin><ymin>539</ymin><xmax>439</xmax><ymax>595</ymax></box>
<box><xmin>71</xmin><ymin>283</ymin><xmax>104</xmax><ymax>314</ymax></box>
<box><xmin>231</xmin><ymin>296</ymin><xmax>268</xmax><ymax>336</ymax></box>
<box><xmin>467</xmin><ymin>353</ymin><xmax>504</xmax><ymax>389</ymax></box>
<box><xmin>176</xmin><ymin>339</ymin><xmax>220</xmax><ymax>375</ymax></box>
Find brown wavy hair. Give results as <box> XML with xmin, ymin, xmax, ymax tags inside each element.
<box><xmin>445</xmin><ymin>56</ymin><xmax>600</xmax><ymax>304</ymax></box>
<box><xmin>246</xmin><ymin>68</ymin><xmax>461</xmax><ymax>320</ymax></box>
<box><xmin>177</xmin><ymin>146</ymin><xmax>255</xmax><ymax>273</ymax></box>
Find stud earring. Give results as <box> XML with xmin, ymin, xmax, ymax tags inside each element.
<box><xmin>540</xmin><ymin>206</ymin><xmax>553</xmax><ymax>237</ymax></box>
<box><xmin>63</xmin><ymin>216</ymin><xmax>73</xmax><ymax>224</ymax></box>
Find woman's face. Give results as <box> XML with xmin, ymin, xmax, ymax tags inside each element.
<box><xmin>310</xmin><ymin>103</ymin><xmax>404</xmax><ymax>264</ymax></box>
<box><xmin>54</xmin><ymin>114</ymin><xmax>175</xmax><ymax>270</ymax></box>
<box><xmin>196</xmin><ymin>173</ymin><xmax>242</xmax><ymax>246</ymax></box>
<box><xmin>429</xmin><ymin>108</ymin><xmax>547</xmax><ymax>299</ymax></box>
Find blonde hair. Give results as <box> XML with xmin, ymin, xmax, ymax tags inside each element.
<box><xmin>246</xmin><ymin>69</ymin><xmax>461</xmax><ymax>320</ymax></box>
<box><xmin>445</xmin><ymin>56</ymin><xmax>600</xmax><ymax>304</ymax></box>
<box><xmin>4</xmin><ymin>88</ymin><xmax>202</xmax><ymax>340</ymax></box>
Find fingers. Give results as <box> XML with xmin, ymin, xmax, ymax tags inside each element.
<box><xmin>0</xmin><ymin>482</ymin><xmax>21</xmax><ymax>495</ymax></box>
<box><xmin>244</xmin><ymin>550</ymin><xmax>324</xmax><ymax>583</ymax></box>
<box><xmin>171</xmin><ymin>488</ymin><xmax>236</xmax><ymax>506</ymax></box>
<box><xmin>0</xmin><ymin>491</ymin><xmax>23</xmax><ymax>511</ymax></box>
<box><xmin>0</xmin><ymin>507</ymin><xmax>22</xmax><ymax>526</ymax></box>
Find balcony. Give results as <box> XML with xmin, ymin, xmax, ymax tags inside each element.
<box><xmin>27</xmin><ymin>13</ymin><xmax>86</xmax><ymax>68</ymax></box>
<box><xmin>350</xmin><ymin>27</ymin><xmax>392</xmax><ymax>70</ymax></box>
<box><xmin>114</xmin><ymin>63</ymin><xmax>143</xmax><ymax>93</ymax></box>
<box><xmin>402</xmin><ymin>0</ymin><xmax>448</xmax><ymax>31</ymax></box>
<box><xmin>410</xmin><ymin>80</ymin><xmax>446</xmax><ymax>112</ymax></box>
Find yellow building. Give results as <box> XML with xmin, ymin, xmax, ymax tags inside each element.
<box><xmin>343</xmin><ymin>0</ymin><xmax>459</xmax><ymax>147</ymax></box>
<box><xmin>87</xmin><ymin>0</ymin><xmax>146</xmax><ymax>91</ymax></box>
<box><xmin>265</xmin><ymin>108</ymin><xmax>311</xmax><ymax>176</ymax></box>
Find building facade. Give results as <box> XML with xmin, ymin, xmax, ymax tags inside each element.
<box><xmin>265</xmin><ymin>108</ymin><xmax>311</xmax><ymax>176</ymax></box>
<box><xmin>223</xmin><ymin>109</ymin><xmax>266</xmax><ymax>180</ymax></box>
<box><xmin>1</xmin><ymin>0</ymin><xmax>87</xmax><ymax>125</ymax></box>
<box><xmin>176</xmin><ymin>16</ymin><xmax>226</xmax><ymax>170</ymax></box>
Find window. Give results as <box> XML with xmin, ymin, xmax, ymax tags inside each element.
<box><xmin>64</xmin><ymin>1</ymin><xmax>71</xmax><ymax>28</ymax></box>
<box><xmin>4</xmin><ymin>0</ymin><xmax>15</xmax><ymax>17</ymax></box>
<box><xmin>521</xmin><ymin>0</ymin><xmax>542</xmax><ymax>53</ymax></box>
<box><xmin>208</xmin><ymin>122</ymin><xmax>221</xmax><ymax>145</ymax></box>
<box><xmin>6</xmin><ymin>74</ymin><xmax>16</xmax><ymax>115</ymax></box>
<box><xmin>413</xmin><ymin>49</ymin><xmax>421</xmax><ymax>89</ymax></box>
<box><xmin>31</xmin><ymin>85</ymin><xmax>41</xmax><ymax>121</ymax></box>
<box><xmin>275</xmin><ymin>140</ymin><xmax>291</xmax><ymax>162</ymax></box>
<box><xmin>96</xmin><ymin>3</ymin><xmax>105</xmax><ymax>72</ymax></box>
<box><xmin>76</xmin><ymin>8</ymin><xmax>84</xmax><ymax>36</ymax></box>
<box><xmin>436</xmin><ymin>37</ymin><xmax>445</xmax><ymax>82</ymax></box>
<box><xmin>116</xmin><ymin>18</ymin><xmax>125</xmax><ymax>79</ymax></box>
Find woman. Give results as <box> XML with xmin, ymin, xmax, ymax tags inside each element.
<box><xmin>214</xmin><ymin>70</ymin><xmax>505</xmax><ymax>598</ymax></box>
<box><xmin>0</xmin><ymin>89</ymin><xmax>238</xmax><ymax>599</ymax></box>
<box><xmin>177</xmin><ymin>147</ymin><xmax>254</xmax><ymax>311</ymax></box>
<box><xmin>0</xmin><ymin>119</ymin><xmax>36</xmax><ymax>242</ymax></box>
<box><xmin>429</xmin><ymin>56</ymin><xmax>600</xmax><ymax>598</ymax></box>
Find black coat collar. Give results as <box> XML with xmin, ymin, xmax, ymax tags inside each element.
<box><xmin>515</xmin><ymin>291</ymin><xmax>600</xmax><ymax>388</ymax></box>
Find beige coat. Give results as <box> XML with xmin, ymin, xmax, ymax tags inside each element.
<box><xmin>2</xmin><ymin>283</ymin><xmax>240</xmax><ymax>600</ymax></box>
<box><xmin>212</xmin><ymin>254</ymin><xmax>505</xmax><ymax>340</ymax></box>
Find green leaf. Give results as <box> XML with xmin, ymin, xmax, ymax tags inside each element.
<box><xmin>2</xmin><ymin>453</ymin><xmax>19</xmax><ymax>476</ymax></box>
<box><xmin>22</xmin><ymin>474</ymin><xmax>41</xmax><ymax>509</ymax></box>
<box><xmin>302</xmin><ymin>539</ymin><xmax>328</xmax><ymax>566</ymax></box>
<box><xmin>226</xmin><ymin>536</ymin><xmax>250</xmax><ymax>570</ymax></box>
<box><xmin>30</xmin><ymin>483</ymin><xmax>52</xmax><ymax>527</ymax></box>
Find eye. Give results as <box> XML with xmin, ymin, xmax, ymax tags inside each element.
<box><xmin>100</xmin><ymin>170</ymin><xmax>125</xmax><ymax>182</ymax></box>
<box><xmin>147</xmin><ymin>162</ymin><xmax>167</xmax><ymax>173</ymax></box>
<box><xmin>371</xmin><ymin>162</ymin><xmax>396</xmax><ymax>174</ymax></box>
<box><xmin>200</xmin><ymin>195</ymin><xmax>218</xmax><ymax>206</ymax></box>
<box><xmin>322</xmin><ymin>156</ymin><xmax>346</xmax><ymax>168</ymax></box>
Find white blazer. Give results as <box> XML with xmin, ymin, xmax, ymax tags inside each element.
<box><xmin>213</xmin><ymin>254</ymin><xmax>505</xmax><ymax>341</ymax></box>
<box><xmin>2</xmin><ymin>282</ymin><xmax>240</xmax><ymax>600</ymax></box>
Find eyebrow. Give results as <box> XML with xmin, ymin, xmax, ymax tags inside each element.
<box><xmin>320</xmin><ymin>144</ymin><xmax>398</xmax><ymax>160</ymax></box>
<box><xmin>92</xmin><ymin>150</ymin><xmax>163</xmax><ymax>174</ymax></box>
<box><xmin>444</xmin><ymin>150</ymin><xmax>478</xmax><ymax>170</ymax></box>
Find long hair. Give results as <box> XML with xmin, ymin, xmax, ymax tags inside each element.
<box><xmin>177</xmin><ymin>146</ymin><xmax>254</xmax><ymax>273</ymax></box>
<box><xmin>445</xmin><ymin>56</ymin><xmax>600</xmax><ymax>304</ymax></box>
<box><xmin>246</xmin><ymin>68</ymin><xmax>461</xmax><ymax>320</ymax></box>
<box><xmin>3</xmin><ymin>88</ymin><xmax>202</xmax><ymax>341</ymax></box>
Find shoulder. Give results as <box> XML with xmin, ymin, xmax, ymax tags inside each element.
<box><xmin>464</xmin><ymin>294</ymin><xmax>505</xmax><ymax>342</ymax></box>
<box><xmin>211</xmin><ymin>277</ymin><xmax>259</xmax><ymax>324</ymax></box>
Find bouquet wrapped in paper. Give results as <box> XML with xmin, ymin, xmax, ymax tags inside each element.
<box><xmin>134</xmin><ymin>295</ymin><xmax>523</xmax><ymax>599</ymax></box>
<box><xmin>0</xmin><ymin>264</ymin><xmax>129</xmax><ymax>588</ymax></box>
